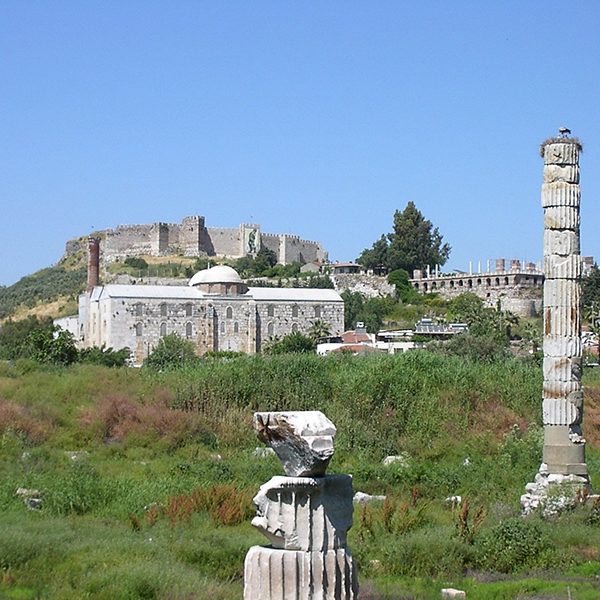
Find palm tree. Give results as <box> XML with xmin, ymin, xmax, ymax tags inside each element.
<box><xmin>307</xmin><ymin>320</ymin><xmax>331</xmax><ymax>344</ymax></box>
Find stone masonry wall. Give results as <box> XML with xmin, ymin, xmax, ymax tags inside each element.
<box><xmin>411</xmin><ymin>270</ymin><xmax>543</xmax><ymax>317</ymax></box>
<box><xmin>65</xmin><ymin>217</ymin><xmax>327</xmax><ymax>266</ymax></box>
<box><xmin>206</xmin><ymin>227</ymin><xmax>243</xmax><ymax>257</ymax></box>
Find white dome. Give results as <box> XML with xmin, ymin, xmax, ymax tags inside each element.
<box><xmin>188</xmin><ymin>268</ymin><xmax>209</xmax><ymax>287</ymax></box>
<box><xmin>188</xmin><ymin>265</ymin><xmax>242</xmax><ymax>286</ymax></box>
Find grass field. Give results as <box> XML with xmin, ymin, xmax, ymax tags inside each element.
<box><xmin>1</xmin><ymin>353</ymin><xmax>600</xmax><ymax>599</ymax></box>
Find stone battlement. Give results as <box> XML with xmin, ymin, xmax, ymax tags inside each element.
<box><xmin>64</xmin><ymin>216</ymin><xmax>327</xmax><ymax>266</ymax></box>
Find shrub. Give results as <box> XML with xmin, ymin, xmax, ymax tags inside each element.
<box><xmin>0</xmin><ymin>316</ymin><xmax>54</xmax><ymax>360</ymax></box>
<box><xmin>79</xmin><ymin>346</ymin><xmax>130</xmax><ymax>367</ymax></box>
<box><xmin>476</xmin><ymin>517</ymin><xmax>554</xmax><ymax>573</ymax></box>
<box><xmin>79</xmin><ymin>394</ymin><xmax>210</xmax><ymax>449</ymax></box>
<box><xmin>428</xmin><ymin>333</ymin><xmax>508</xmax><ymax>362</ymax></box>
<box><xmin>25</xmin><ymin>326</ymin><xmax>79</xmax><ymax>365</ymax></box>
<box><xmin>380</xmin><ymin>528</ymin><xmax>470</xmax><ymax>577</ymax></box>
<box><xmin>143</xmin><ymin>334</ymin><xmax>198</xmax><ymax>370</ymax></box>
<box><xmin>0</xmin><ymin>399</ymin><xmax>52</xmax><ymax>444</ymax></box>
<box><xmin>124</xmin><ymin>257</ymin><xmax>149</xmax><ymax>270</ymax></box>
<box><xmin>155</xmin><ymin>484</ymin><xmax>253</xmax><ymax>527</ymax></box>
<box><xmin>264</xmin><ymin>332</ymin><xmax>314</xmax><ymax>354</ymax></box>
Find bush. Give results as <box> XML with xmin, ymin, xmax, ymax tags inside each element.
<box><xmin>79</xmin><ymin>346</ymin><xmax>130</xmax><ymax>367</ymax></box>
<box><xmin>79</xmin><ymin>394</ymin><xmax>210</xmax><ymax>449</ymax></box>
<box><xmin>45</xmin><ymin>462</ymin><xmax>113</xmax><ymax>516</ymax></box>
<box><xmin>0</xmin><ymin>399</ymin><xmax>53</xmax><ymax>444</ymax></box>
<box><xmin>25</xmin><ymin>326</ymin><xmax>79</xmax><ymax>365</ymax></box>
<box><xmin>428</xmin><ymin>333</ymin><xmax>508</xmax><ymax>362</ymax></box>
<box><xmin>143</xmin><ymin>334</ymin><xmax>198</xmax><ymax>370</ymax></box>
<box><xmin>476</xmin><ymin>517</ymin><xmax>554</xmax><ymax>572</ymax></box>
<box><xmin>124</xmin><ymin>257</ymin><xmax>149</xmax><ymax>270</ymax></box>
<box><xmin>265</xmin><ymin>332</ymin><xmax>314</xmax><ymax>354</ymax></box>
<box><xmin>0</xmin><ymin>316</ymin><xmax>54</xmax><ymax>360</ymax></box>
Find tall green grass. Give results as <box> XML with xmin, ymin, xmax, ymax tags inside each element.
<box><xmin>1</xmin><ymin>352</ymin><xmax>600</xmax><ymax>599</ymax></box>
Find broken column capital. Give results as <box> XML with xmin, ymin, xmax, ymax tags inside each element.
<box><xmin>253</xmin><ymin>411</ymin><xmax>336</xmax><ymax>477</ymax></box>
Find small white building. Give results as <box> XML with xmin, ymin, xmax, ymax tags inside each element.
<box><xmin>78</xmin><ymin>264</ymin><xmax>344</xmax><ymax>365</ymax></box>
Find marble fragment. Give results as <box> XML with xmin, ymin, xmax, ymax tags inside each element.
<box><xmin>254</xmin><ymin>411</ymin><xmax>336</xmax><ymax>476</ymax></box>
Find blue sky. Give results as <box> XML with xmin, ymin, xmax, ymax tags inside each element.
<box><xmin>2</xmin><ymin>1</ymin><xmax>600</xmax><ymax>285</ymax></box>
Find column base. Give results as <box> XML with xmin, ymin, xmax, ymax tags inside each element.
<box><xmin>244</xmin><ymin>546</ymin><xmax>358</xmax><ymax>600</ymax></box>
<box><xmin>521</xmin><ymin>467</ymin><xmax>591</xmax><ymax>516</ymax></box>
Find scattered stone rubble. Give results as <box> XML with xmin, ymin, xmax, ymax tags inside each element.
<box><xmin>441</xmin><ymin>589</ymin><xmax>466</xmax><ymax>599</ymax></box>
<box><xmin>353</xmin><ymin>491</ymin><xmax>386</xmax><ymax>504</ymax></box>
<box><xmin>244</xmin><ymin>411</ymin><xmax>358</xmax><ymax>599</ymax></box>
<box><xmin>16</xmin><ymin>487</ymin><xmax>43</xmax><ymax>510</ymax></box>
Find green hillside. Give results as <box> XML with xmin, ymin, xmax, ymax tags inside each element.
<box><xmin>0</xmin><ymin>265</ymin><xmax>87</xmax><ymax>320</ymax></box>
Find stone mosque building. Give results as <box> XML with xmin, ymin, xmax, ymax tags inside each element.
<box><xmin>77</xmin><ymin>239</ymin><xmax>344</xmax><ymax>365</ymax></box>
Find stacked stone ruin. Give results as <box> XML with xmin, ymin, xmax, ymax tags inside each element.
<box><xmin>244</xmin><ymin>411</ymin><xmax>358</xmax><ymax>599</ymax></box>
<box><xmin>522</xmin><ymin>133</ymin><xmax>591</xmax><ymax>513</ymax></box>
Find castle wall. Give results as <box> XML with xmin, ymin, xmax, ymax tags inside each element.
<box><xmin>104</xmin><ymin>224</ymin><xmax>159</xmax><ymax>261</ymax></box>
<box><xmin>276</xmin><ymin>234</ymin><xmax>327</xmax><ymax>265</ymax></box>
<box><xmin>260</xmin><ymin>233</ymin><xmax>282</xmax><ymax>256</ymax></box>
<box><xmin>206</xmin><ymin>227</ymin><xmax>243</xmax><ymax>257</ymax></box>
<box><xmin>180</xmin><ymin>216</ymin><xmax>206</xmax><ymax>256</ymax></box>
<box><xmin>65</xmin><ymin>217</ymin><xmax>328</xmax><ymax>266</ymax></box>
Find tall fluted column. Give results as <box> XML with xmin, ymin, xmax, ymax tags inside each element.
<box><xmin>522</xmin><ymin>132</ymin><xmax>590</xmax><ymax>514</ymax></box>
<box><xmin>540</xmin><ymin>136</ymin><xmax>587</xmax><ymax>477</ymax></box>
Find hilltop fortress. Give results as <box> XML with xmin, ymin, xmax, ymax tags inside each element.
<box><xmin>64</xmin><ymin>216</ymin><xmax>327</xmax><ymax>265</ymax></box>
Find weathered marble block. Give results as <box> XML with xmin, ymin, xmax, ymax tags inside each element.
<box><xmin>244</xmin><ymin>546</ymin><xmax>358</xmax><ymax>600</ymax></box>
<box><xmin>251</xmin><ymin>475</ymin><xmax>353</xmax><ymax>551</ymax></box>
<box><xmin>543</xmin><ymin>230</ymin><xmax>580</xmax><ymax>257</ymax></box>
<box><xmin>543</xmin><ymin>280</ymin><xmax>580</xmax><ymax>308</ymax></box>
<box><xmin>541</xmin><ymin>182</ymin><xmax>581</xmax><ymax>207</ymax></box>
<box><xmin>543</xmin><ymin>335</ymin><xmax>581</xmax><ymax>358</ymax></box>
<box><xmin>542</xmin><ymin>356</ymin><xmax>582</xmax><ymax>383</ymax></box>
<box><xmin>543</xmin><ymin>142</ymin><xmax>580</xmax><ymax>165</ymax></box>
<box><xmin>543</xmin><ymin>255</ymin><xmax>582</xmax><ymax>279</ymax></box>
<box><xmin>544</xmin><ymin>205</ymin><xmax>580</xmax><ymax>230</ymax></box>
<box><xmin>543</xmin><ymin>397</ymin><xmax>580</xmax><ymax>426</ymax></box>
<box><xmin>543</xmin><ymin>306</ymin><xmax>580</xmax><ymax>338</ymax></box>
<box><xmin>543</xmin><ymin>380</ymin><xmax>581</xmax><ymax>399</ymax></box>
<box><xmin>254</xmin><ymin>411</ymin><xmax>336</xmax><ymax>477</ymax></box>
<box><xmin>543</xmin><ymin>165</ymin><xmax>579</xmax><ymax>184</ymax></box>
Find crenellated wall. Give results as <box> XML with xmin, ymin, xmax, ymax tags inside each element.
<box><xmin>64</xmin><ymin>216</ymin><xmax>326</xmax><ymax>266</ymax></box>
